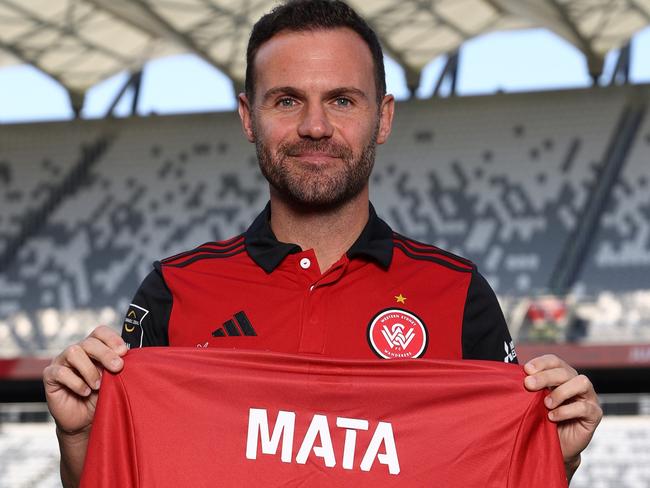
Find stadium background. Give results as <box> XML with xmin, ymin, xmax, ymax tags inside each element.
<box><xmin>1</xmin><ymin>1</ymin><xmax>650</xmax><ymax>486</ymax></box>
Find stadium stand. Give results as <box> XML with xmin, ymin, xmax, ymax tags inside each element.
<box><xmin>574</xmin><ymin>291</ymin><xmax>650</xmax><ymax>344</ymax></box>
<box><xmin>0</xmin><ymin>86</ymin><xmax>649</xmax><ymax>488</ymax></box>
<box><xmin>372</xmin><ymin>87</ymin><xmax>630</xmax><ymax>295</ymax></box>
<box><xmin>0</xmin><ymin>421</ymin><xmax>60</xmax><ymax>488</ymax></box>
<box><xmin>0</xmin><ymin>123</ymin><xmax>107</xmax><ymax>256</ymax></box>
<box><xmin>1</xmin><ymin>85</ymin><xmax>649</xmax><ymax>354</ymax></box>
<box><xmin>0</xmin><ymin>114</ymin><xmax>264</xmax><ymax>355</ymax></box>
<box><xmin>571</xmin><ymin>415</ymin><xmax>650</xmax><ymax>488</ymax></box>
<box><xmin>578</xmin><ymin>105</ymin><xmax>650</xmax><ymax>293</ymax></box>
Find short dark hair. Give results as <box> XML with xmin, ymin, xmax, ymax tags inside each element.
<box><xmin>245</xmin><ymin>0</ymin><xmax>386</xmax><ymax>103</ymax></box>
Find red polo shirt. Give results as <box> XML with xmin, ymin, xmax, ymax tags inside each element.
<box><xmin>122</xmin><ymin>204</ymin><xmax>516</xmax><ymax>362</ymax></box>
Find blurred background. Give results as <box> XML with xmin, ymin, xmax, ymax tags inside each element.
<box><xmin>1</xmin><ymin>0</ymin><xmax>650</xmax><ymax>486</ymax></box>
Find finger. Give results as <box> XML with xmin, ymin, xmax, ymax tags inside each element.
<box><xmin>548</xmin><ymin>398</ymin><xmax>603</xmax><ymax>425</ymax></box>
<box><xmin>44</xmin><ymin>364</ymin><xmax>92</xmax><ymax>397</ymax></box>
<box><xmin>524</xmin><ymin>354</ymin><xmax>572</xmax><ymax>375</ymax></box>
<box><xmin>524</xmin><ymin>366</ymin><xmax>576</xmax><ymax>391</ymax></box>
<box><xmin>89</xmin><ymin>325</ymin><xmax>128</xmax><ymax>355</ymax></box>
<box><xmin>62</xmin><ymin>343</ymin><xmax>104</xmax><ymax>390</ymax></box>
<box><xmin>78</xmin><ymin>336</ymin><xmax>125</xmax><ymax>374</ymax></box>
<box><xmin>545</xmin><ymin>375</ymin><xmax>599</xmax><ymax>409</ymax></box>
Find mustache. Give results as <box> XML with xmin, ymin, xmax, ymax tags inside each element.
<box><xmin>278</xmin><ymin>140</ymin><xmax>353</xmax><ymax>159</ymax></box>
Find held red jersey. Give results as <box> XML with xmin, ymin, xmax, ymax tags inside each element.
<box><xmin>80</xmin><ymin>349</ymin><xmax>566</xmax><ymax>487</ymax></box>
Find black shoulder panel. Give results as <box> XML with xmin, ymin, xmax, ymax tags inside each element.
<box><xmin>121</xmin><ymin>262</ymin><xmax>172</xmax><ymax>348</ymax></box>
<box><xmin>461</xmin><ymin>269</ymin><xmax>518</xmax><ymax>363</ymax></box>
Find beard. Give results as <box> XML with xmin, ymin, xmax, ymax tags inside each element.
<box><xmin>254</xmin><ymin>123</ymin><xmax>378</xmax><ymax>211</ymax></box>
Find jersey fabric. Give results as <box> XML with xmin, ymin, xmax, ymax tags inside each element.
<box><xmin>122</xmin><ymin>204</ymin><xmax>515</xmax><ymax>362</ymax></box>
<box><xmin>80</xmin><ymin>348</ymin><xmax>565</xmax><ymax>487</ymax></box>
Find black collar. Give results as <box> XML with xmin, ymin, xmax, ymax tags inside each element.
<box><xmin>244</xmin><ymin>202</ymin><xmax>393</xmax><ymax>273</ymax></box>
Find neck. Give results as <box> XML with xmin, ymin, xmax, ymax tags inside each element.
<box><xmin>269</xmin><ymin>188</ymin><xmax>370</xmax><ymax>272</ymax></box>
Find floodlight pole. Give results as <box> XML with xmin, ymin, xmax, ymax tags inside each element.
<box><xmin>449</xmin><ymin>52</ymin><xmax>459</xmax><ymax>96</ymax></box>
<box><xmin>433</xmin><ymin>51</ymin><xmax>459</xmax><ymax>97</ymax></box>
<box><xmin>610</xmin><ymin>42</ymin><xmax>631</xmax><ymax>86</ymax></box>
<box><xmin>131</xmin><ymin>70</ymin><xmax>143</xmax><ymax>115</ymax></box>
<box><xmin>105</xmin><ymin>68</ymin><xmax>144</xmax><ymax>118</ymax></box>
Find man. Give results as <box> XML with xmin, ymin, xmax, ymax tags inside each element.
<box><xmin>43</xmin><ymin>1</ymin><xmax>602</xmax><ymax>486</ymax></box>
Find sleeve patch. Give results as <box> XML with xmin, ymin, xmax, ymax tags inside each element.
<box><xmin>123</xmin><ymin>304</ymin><xmax>149</xmax><ymax>348</ymax></box>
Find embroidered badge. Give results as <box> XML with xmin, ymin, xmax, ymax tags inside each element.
<box><xmin>367</xmin><ymin>308</ymin><xmax>428</xmax><ymax>359</ymax></box>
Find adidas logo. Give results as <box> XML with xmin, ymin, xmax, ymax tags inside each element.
<box><xmin>212</xmin><ymin>311</ymin><xmax>257</xmax><ymax>337</ymax></box>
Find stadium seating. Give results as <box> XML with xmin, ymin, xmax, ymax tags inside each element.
<box><xmin>0</xmin><ymin>86</ymin><xmax>649</xmax><ymax>353</ymax></box>
<box><xmin>0</xmin><ymin>422</ymin><xmax>60</xmax><ymax>488</ymax></box>
<box><xmin>0</xmin><ymin>85</ymin><xmax>649</xmax><ymax>488</ymax></box>
<box><xmin>577</xmin><ymin>107</ymin><xmax>650</xmax><ymax>293</ymax></box>
<box><xmin>372</xmin><ymin>87</ymin><xmax>629</xmax><ymax>294</ymax></box>
<box><xmin>0</xmin><ymin>113</ymin><xmax>263</xmax><ymax>355</ymax></box>
<box><xmin>0</xmin><ymin>122</ymin><xmax>104</xmax><ymax>256</ymax></box>
<box><xmin>571</xmin><ymin>416</ymin><xmax>650</xmax><ymax>488</ymax></box>
<box><xmin>574</xmin><ymin>291</ymin><xmax>650</xmax><ymax>343</ymax></box>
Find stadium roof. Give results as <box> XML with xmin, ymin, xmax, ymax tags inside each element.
<box><xmin>1</xmin><ymin>0</ymin><xmax>649</xmax><ymax>106</ymax></box>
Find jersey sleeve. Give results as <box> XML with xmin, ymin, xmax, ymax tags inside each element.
<box><xmin>79</xmin><ymin>372</ymin><xmax>138</xmax><ymax>488</ymax></box>
<box><xmin>461</xmin><ymin>268</ymin><xmax>517</xmax><ymax>363</ymax></box>
<box><xmin>509</xmin><ymin>391</ymin><xmax>568</xmax><ymax>487</ymax></box>
<box><xmin>121</xmin><ymin>262</ymin><xmax>171</xmax><ymax>348</ymax></box>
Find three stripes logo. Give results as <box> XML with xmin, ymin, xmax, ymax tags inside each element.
<box><xmin>212</xmin><ymin>311</ymin><xmax>257</xmax><ymax>337</ymax></box>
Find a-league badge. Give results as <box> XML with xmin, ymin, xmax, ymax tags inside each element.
<box><xmin>122</xmin><ymin>303</ymin><xmax>149</xmax><ymax>348</ymax></box>
<box><xmin>367</xmin><ymin>308</ymin><xmax>428</xmax><ymax>359</ymax></box>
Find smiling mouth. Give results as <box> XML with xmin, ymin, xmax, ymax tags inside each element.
<box><xmin>289</xmin><ymin>153</ymin><xmax>340</xmax><ymax>163</ymax></box>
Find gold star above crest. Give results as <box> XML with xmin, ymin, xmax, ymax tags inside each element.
<box><xmin>394</xmin><ymin>293</ymin><xmax>407</xmax><ymax>304</ymax></box>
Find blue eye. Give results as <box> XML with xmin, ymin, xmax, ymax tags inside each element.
<box><xmin>335</xmin><ymin>98</ymin><xmax>351</xmax><ymax>107</ymax></box>
<box><xmin>278</xmin><ymin>98</ymin><xmax>295</xmax><ymax>107</ymax></box>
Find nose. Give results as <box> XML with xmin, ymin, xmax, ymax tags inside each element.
<box><xmin>297</xmin><ymin>102</ymin><xmax>334</xmax><ymax>140</ymax></box>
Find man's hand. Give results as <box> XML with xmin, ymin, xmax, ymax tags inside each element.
<box><xmin>43</xmin><ymin>325</ymin><xmax>128</xmax><ymax>487</ymax></box>
<box><xmin>524</xmin><ymin>354</ymin><xmax>602</xmax><ymax>482</ymax></box>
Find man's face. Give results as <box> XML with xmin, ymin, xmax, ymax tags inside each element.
<box><xmin>239</xmin><ymin>28</ymin><xmax>394</xmax><ymax>209</ymax></box>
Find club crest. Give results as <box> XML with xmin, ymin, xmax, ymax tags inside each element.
<box><xmin>367</xmin><ymin>309</ymin><xmax>428</xmax><ymax>359</ymax></box>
